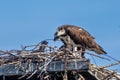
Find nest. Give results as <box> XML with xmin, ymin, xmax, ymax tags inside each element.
<box><xmin>0</xmin><ymin>43</ymin><xmax>120</xmax><ymax>80</ymax></box>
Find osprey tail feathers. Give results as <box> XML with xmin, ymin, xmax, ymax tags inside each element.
<box><xmin>91</xmin><ymin>44</ymin><xmax>107</xmax><ymax>54</ymax></box>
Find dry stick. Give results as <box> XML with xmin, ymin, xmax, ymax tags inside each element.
<box><xmin>72</xmin><ymin>50</ymin><xmax>110</xmax><ymax>61</ymax></box>
<box><xmin>37</xmin><ymin>55</ymin><xmax>56</xmax><ymax>78</ymax></box>
<box><xmin>26</xmin><ymin>60</ymin><xmax>46</xmax><ymax>79</ymax></box>
<box><xmin>103</xmin><ymin>69</ymin><xmax>120</xmax><ymax>80</ymax></box>
<box><xmin>90</xmin><ymin>64</ymin><xmax>120</xmax><ymax>80</ymax></box>
<box><xmin>105</xmin><ymin>54</ymin><xmax>120</xmax><ymax>65</ymax></box>
<box><xmin>3</xmin><ymin>51</ymin><xmax>17</xmax><ymax>57</ymax></box>
<box><xmin>103</xmin><ymin>72</ymin><xmax>117</xmax><ymax>80</ymax></box>
<box><xmin>0</xmin><ymin>50</ymin><xmax>5</xmax><ymax>55</ymax></box>
<box><xmin>101</xmin><ymin>61</ymin><xmax>120</xmax><ymax>69</ymax></box>
<box><xmin>63</xmin><ymin>51</ymin><xmax>69</xmax><ymax>80</ymax></box>
<box><xmin>26</xmin><ymin>70</ymin><xmax>38</xmax><ymax>79</ymax></box>
<box><xmin>24</xmin><ymin>39</ymin><xmax>54</xmax><ymax>51</ymax></box>
<box><xmin>19</xmin><ymin>52</ymin><xmax>52</xmax><ymax>79</ymax></box>
<box><xmin>18</xmin><ymin>72</ymin><xmax>29</xmax><ymax>79</ymax></box>
<box><xmin>84</xmin><ymin>51</ymin><xmax>110</xmax><ymax>61</ymax></box>
<box><xmin>18</xmin><ymin>59</ymin><xmax>32</xmax><ymax>79</ymax></box>
<box><xmin>78</xmin><ymin>73</ymin><xmax>85</xmax><ymax>80</ymax></box>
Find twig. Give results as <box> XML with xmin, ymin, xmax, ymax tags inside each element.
<box><xmin>18</xmin><ymin>72</ymin><xmax>29</xmax><ymax>79</ymax></box>
<box><xmin>101</xmin><ymin>61</ymin><xmax>120</xmax><ymax>68</ymax></box>
<box><xmin>26</xmin><ymin>70</ymin><xmax>38</xmax><ymax>79</ymax></box>
<box><xmin>85</xmin><ymin>51</ymin><xmax>110</xmax><ymax>61</ymax></box>
<box><xmin>37</xmin><ymin>55</ymin><xmax>56</xmax><ymax>78</ymax></box>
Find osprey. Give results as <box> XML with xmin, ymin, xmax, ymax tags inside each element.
<box><xmin>54</xmin><ymin>25</ymin><xmax>107</xmax><ymax>56</ymax></box>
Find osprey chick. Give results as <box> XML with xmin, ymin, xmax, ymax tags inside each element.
<box><xmin>54</xmin><ymin>25</ymin><xmax>107</xmax><ymax>55</ymax></box>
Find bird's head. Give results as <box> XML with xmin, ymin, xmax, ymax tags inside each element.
<box><xmin>54</xmin><ymin>27</ymin><xmax>66</xmax><ymax>41</ymax></box>
<box><xmin>41</xmin><ymin>40</ymin><xmax>48</xmax><ymax>45</ymax></box>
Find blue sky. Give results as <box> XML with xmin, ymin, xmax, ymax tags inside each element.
<box><xmin>0</xmin><ymin>0</ymin><xmax>120</xmax><ymax>72</ymax></box>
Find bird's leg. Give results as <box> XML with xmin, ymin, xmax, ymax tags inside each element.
<box><xmin>74</xmin><ymin>46</ymin><xmax>78</xmax><ymax>52</ymax></box>
<box><xmin>66</xmin><ymin>45</ymin><xmax>73</xmax><ymax>54</ymax></box>
<box><xmin>67</xmin><ymin>35</ymin><xmax>73</xmax><ymax>51</ymax></box>
<box><xmin>80</xmin><ymin>48</ymin><xmax>85</xmax><ymax>58</ymax></box>
<box><xmin>77</xmin><ymin>45</ymin><xmax>85</xmax><ymax>58</ymax></box>
<box><xmin>71</xmin><ymin>45</ymin><xmax>79</xmax><ymax>57</ymax></box>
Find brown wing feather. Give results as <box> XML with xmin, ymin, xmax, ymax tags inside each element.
<box><xmin>64</xmin><ymin>25</ymin><xmax>94</xmax><ymax>47</ymax></box>
<box><xmin>61</xmin><ymin>25</ymin><xmax>107</xmax><ymax>54</ymax></box>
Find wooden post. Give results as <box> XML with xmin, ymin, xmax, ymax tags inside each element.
<box><xmin>3</xmin><ymin>75</ymin><xmax>5</xmax><ymax>80</ymax></box>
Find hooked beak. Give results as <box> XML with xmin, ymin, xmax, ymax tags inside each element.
<box><xmin>54</xmin><ymin>36</ymin><xmax>59</xmax><ymax>41</ymax></box>
<box><xmin>54</xmin><ymin>32</ymin><xmax>59</xmax><ymax>41</ymax></box>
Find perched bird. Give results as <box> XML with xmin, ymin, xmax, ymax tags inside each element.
<box><xmin>54</xmin><ymin>25</ymin><xmax>107</xmax><ymax>57</ymax></box>
<box><xmin>39</xmin><ymin>40</ymin><xmax>48</xmax><ymax>52</ymax></box>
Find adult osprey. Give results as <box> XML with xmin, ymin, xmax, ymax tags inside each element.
<box><xmin>54</xmin><ymin>25</ymin><xmax>107</xmax><ymax>56</ymax></box>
